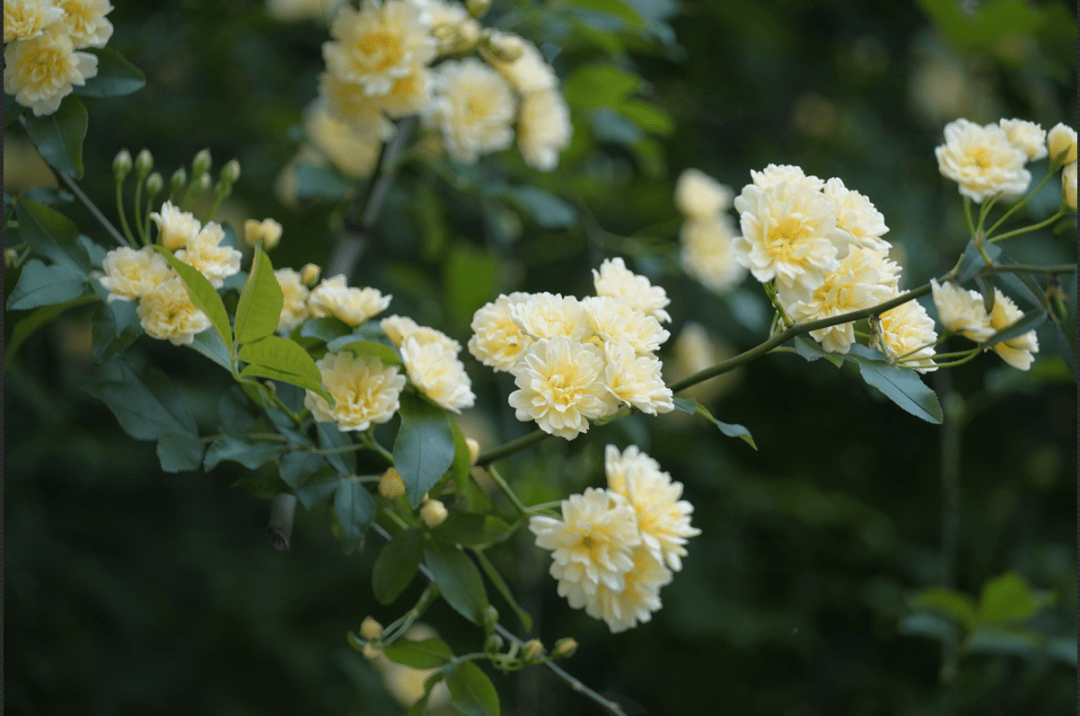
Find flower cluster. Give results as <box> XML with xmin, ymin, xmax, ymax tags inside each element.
<box><xmin>529</xmin><ymin>445</ymin><xmax>699</xmax><ymax>633</ymax></box>
<box><xmin>930</xmin><ymin>279</ymin><xmax>1039</xmax><ymax>370</ymax></box>
<box><xmin>304</xmin><ymin>350</ymin><xmax>407</xmax><ymax>431</ymax></box>
<box><xmin>731</xmin><ymin>164</ymin><xmax>938</xmax><ymax>369</ymax></box>
<box><xmin>674</xmin><ymin>168</ymin><xmax>747</xmax><ymax>294</ymax></box>
<box><xmin>469</xmin><ymin>258</ymin><xmax>674</xmax><ymax>440</ymax></box>
<box><xmin>4</xmin><ymin>0</ymin><xmax>114</xmax><ymax>116</ymax></box>
<box><xmin>381</xmin><ymin>314</ymin><xmax>476</xmax><ymax>413</ymax></box>
<box><xmin>98</xmin><ymin>201</ymin><xmax>243</xmax><ymax>345</ymax></box>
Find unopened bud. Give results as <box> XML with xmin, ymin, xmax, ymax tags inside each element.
<box><xmin>378</xmin><ymin>467</ymin><xmax>405</xmax><ymax>499</ymax></box>
<box><xmin>482</xmin><ymin>605</ymin><xmax>500</xmax><ymax>633</ymax></box>
<box><xmin>5</xmin><ymin>248</ymin><xmax>18</xmax><ymax>268</ymax></box>
<box><xmin>135</xmin><ymin>148</ymin><xmax>154</xmax><ymax>178</ymax></box>
<box><xmin>420</xmin><ymin>499</ymin><xmax>448</xmax><ymax>528</ymax></box>
<box><xmin>465</xmin><ymin>438</ymin><xmax>480</xmax><ymax>465</ymax></box>
<box><xmin>113</xmin><ymin>149</ymin><xmax>132</xmax><ymax>180</ymax></box>
<box><xmin>362</xmin><ymin>642</ymin><xmax>382</xmax><ymax>660</ymax></box>
<box><xmin>192</xmin><ymin>148</ymin><xmax>212</xmax><ymax>177</ymax></box>
<box><xmin>1047</xmin><ymin>123</ymin><xmax>1077</xmax><ymax>165</ymax></box>
<box><xmin>522</xmin><ymin>638</ymin><xmax>545</xmax><ymax>662</ymax></box>
<box><xmin>145</xmin><ymin>172</ymin><xmax>164</xmax><ymax>199</ymax></box>
<box><xmin>360</xmin><ymin>616</ymin><xmax>384</xmax><ymax>641</ymax></box>
<box><xmin>466</xmin><ymin>0</ymin><xmax>490</xmax><ymax>18</ymax></box>
<box><xmin>220</xmin><ymin>158</ymin><xmax>241</xmax><ymax>187</ymax></box>
<box><xmin>483</xmin><ymin>29</ymin><xmax>525</xmax><ymax>62</ymax></box>
<box><xmin>484</xmin><ymin>634</ymin><xmax>503</xmax><ymax>653</ymax></box>
<box><xmin>196</xmin><ymin>172</ymin><xmax>211</xmax><ymax>192</ymax></box>
<box><xmin>300</xmin><ymin>263</ymin><xmax>321</xmax><ymax>285</ymax></box>
<box><xmin>169</xmin><ymin>167</ymin><xmax>187</xmax><ymax>195</ymax></box>
<box><xmin>552</xmin><ymin>637</ymin><xmax>578</xmax><ymax>659</ymax></box>
<box><xmin>454</xmin><ymin>18</ymin><xmax>482</xmax><ymax>52</ymax></box>
<box><xmin>245</xmin><ymin>218</ymin><xmax>283</xmax><ymax>250</ymax></box>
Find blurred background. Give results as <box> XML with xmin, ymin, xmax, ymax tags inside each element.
<box><xmin>4</xmin><ymin>0</ymin><xmax>1077</xmax><ymax>714</ymax></box>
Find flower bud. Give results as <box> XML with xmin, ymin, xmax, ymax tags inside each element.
<box><xmin>192</xmin><ymin>148</ymin><xmax>212</xmax><ymax>177</ymax></box>
<box><xmin>484</xmin><ymin>634</ymin><xmax>503</xmax><ymax>653</ymax></box>
<box><xmin>483</xmin><ymin>30</ymin><xmax>525</xmax><ymax>62</ymax></box>
<box><xmin>300</xmin><ymin>263</ymin><xmax>321</xmax><ymax>286</ymax></box>
<box><xmin>1047</xmin><ymin>123</ymin><xmax>1077</xmax><ymax>165</ymax></box>
<box><xmin>482</xmin><ymin>605</ymin><xmax>500</xmax><ymax>633</ymax></box>
<box><xmin>465</xmin><ymin>438</ymin><xmax>480</xmax><ymax>465</ymax></box>
<box><xmin>466</xmin><ymin>0</ymin><xmax>490</xmax><ymax>18</ymax></box>
<box><xmin>145</xmin><ymin>172</ymin><xmax>164</xmax><ymax>199</ymax></box>
<box><xmin>378</xmin><ymin>467</ymin><xmax>405</xmax><ymax>499</ymax></box>
<box><xmin>170</xmin><ymin>167</ymin><xmax>187</xmax><ymax>195</ymax></box>
<box><xmin>1062</xmin><ymin>161</ymin><xmax>1077</xmax><ymax>211</ymax></box>
<box><xmin>552</xmin><ymin>637</ymin><xmax>578</xmax><ymax>659</ymax></box>
<box><xmin>196</xmin><ymin>172</ymin><xmax>211</xmax><ymax>192</ymax></box>
<box><xmin>362</xmin><ymin>642</ymin><xmax>382</xmax><ymax>660</ymax></box>
<box><xmin>454</xmin><ymin>18</ymin><xmax>482</xmax><ymax>52</ymax></box>
<box><xmin>135</xmin><ymin>148</ymin><xmax>154</xmax><ymax>179</ymax></box>
<box><xmin>112</xmin><ymin>149</ymin><xmax>132</xmax><ymax>180</ymax></box>
<box><xmin>521</xmin><ymin>638</ymin><xmax>545</xmax><ymax>662</ymax></box>
<box><xmin>245</xmin><ymin>218</ymin><xmax>283</xmax><ymax>250</ymax></box>
<box><xmin>220</xmin><ymin>159</ymin><xmax>241</xmax><ymax>187</ymax></box>
<box><xmin>360</xmin><ymin>616</ymin><xmax>384</xmax><ymax>641</ymax></box>
<box><xmin>420</xmin><ymin>499</ymin><xmax>448</xmax><ymax>528</ymax></box>
<box><xmin>263</xmin><ymin>380</ymin><xmax>276</xmax><ymax>395</ymax></box>
<box><xmin>5</xmin><ymin>248</ymin><xmax>18</xmax><ymax>267</ymax></box>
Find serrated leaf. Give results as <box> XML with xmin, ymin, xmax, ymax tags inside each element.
<box><xmin>83</xmin><ymin>357</ymin><xmax>198</xmax><ymax>441</ymax></box>
<box><xmin>794</xmin><ymin>335</ymin><xmax>843</xmax><ymax>367</ymax></box>
<box><xmin>74</xmin><ymin>48</ymin><xmax>145</xmax><ymax>97</ymax></box>
<box><xmin>444</xmin><ymin>661</ymin><xmax>499</xmax><ymax>716</ymax></box>
<box><xmin>382</xmin><ymin>638</ymin><xmax>454</xmax><ymax>669</ymax></box>
<box><xmin>239</xmin><ymin>335</ymin><xmax>329</xmax><ymax>402</ymax></box>
<box><xmin>373</xmin><ymin>528</ymin><xmax>424</xmax><ymax>605</ymax></box>
<box><xmin>91</xmin><ymin>300</ymin><xmax>142</xmax><ymax>364</ymax></box>
<box><xmin>394</xmin><ymin>392</ymin><xmax>456</xmax><ymax>507</ymax></box>
<box><xmin>332</xmin><ymin>339</ymin><xmax>401</xmax><ymax>365</ymax></box>
<box><xmin>423</xmin><ymin>540</ymin><xmax>489</xmax><ymax>625</ymax></box>
<box><xmin>335</xmin><ymin>480</ymin><xmax>375</xmax><ymax>552</ymax></box>
<box><xmin>16</xmin><ymin>197</ymin><xmax>89</xmax><ymax>271</ymax></box>
<box><xmin>317</xmin><ymin>422</ymin><xmax>356</xmax><ymax>475</ymax></box>
<box><xmin>956</xmin><ymin>238</ymin><xmax>1003</xmax><ymax>283</ymax></box>
<box><xmin>7</xmin><ymin>259</ymin><xmax>88</xmax><ymax>310</ymax></box>
<box><xmin>234</xmin><ymin>247</ymin><xmax>284</xmax><ymax>344</ymax></box>
<box><xmin>153</xmin><ymin>245</ymin><xmax>233</xmax><ymax>353</ymax></box>
<box><xmin>432</xmin><ymin>513</ymin><xmax>512</xmax><ymax>550</ymax></box>
<box><xmin>203</xmin><ymin>435</ymin><xmax>285</xmax><ymax>471</ymax></box>
<box><xmin>964</xmin><ymin>626</ymin><xmax>1044</xmax><ymax>656</ymax></box>
<box><xmin>590</xmin><ymin>107</ymin><xmax>643</xmax><ymax>144</ymax></box>
<box><xmin>156</xmin><ymin>433</ymin><xmax>206</xmax><ymax>473</ymax></box>
<box><xmin>293</xmin><ymin>468</ymin><xmax>342</xmax><ymax>512</ymax></box>
<box><xmin>22</xmin><ymin>95</ymin><xmax>88</xmax><ymax>178</ymax></box>
<box><xmin>187</xmin><ymin>326</ymin><xmax>233</xmax><ymax>371</ymax></box>
<box><xmin>845</xmin><ymin>345</ymin><xmax>943</xmax><ymax>424</ymax></box>
<box><xmin>978</xmin><ymin>310</ymin><xmax>1046</xmax><ymax>349</ymax></box>
<box><xmin>300</xmin><ymin>316</ymin><xmax>353</xmax><ymax>342</ymax></box>
<box><xmin>278</xmin><ymin>450</ymin><xmax>326</xmax><ymax>489</ymax></box>
<box><xmin>617</xmin><ymin>99</ymin><xmax>674</xmax><ymax>136</ymax></box>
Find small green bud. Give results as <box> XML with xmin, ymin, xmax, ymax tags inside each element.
<box><xmin>135</xmin><ymin>148</ymin><xmax>154</xmax><ymax>178</ymax></box>
<box><xmin>360</xmin><ymin>617</ymin><xmax>384</xmax><ymax>641</ymax></box>
<box><xmin>484</xmin><ymin>634</ymin><xmax>503</xmax><ymax>653</ymax></box>
<box><xmin>145</xmin><ymin>172</ymin><xmax>164</xmax><ymax>198</ymax></box>
<box><xmin>220</xmin><ymin>158</ymin><xmax>241</xmax><ymax>186</ymax></box>
<box><xmin>5</xmin><ymin>248</ymin><xmax>18</xmax><ymax>268</ymax></box>
<box><xmin>466</xmin><ymin>0</ymin><xmax>490</xmax><ymax>17</ymax></box>
<box><xmin>552</xmin><ymin>637</ymin><xmax>578</xmax><ymax>659</ymax></box>
<box><xmin>195</xmin><ymin>172</ymin><xmax>211</xmax><ymax>193</ymax></box>
<box><xmin>482</xmin><ymin>29</ymin><xmax>525</xmax><ymax>62</ymax></box>
<box><xmin>113</xmin><ymin>149</ymin><xmax>132</xmax><ymax>180</ymax></box>
<box><xmin>300</xmin><ymin>263</ymin><xmax>321</xmax><ymax>286</ymax></box>
<box><xmin>192</xmin><ymin>148</ymin><xmax>212</xmax><ymax>177</ymax></box>
<box><xmin>521</xmin><ymin>638</ymin><xmax>545</xmax><ymax>662</ymax></box>
<box><xmin>482</xmin><ymin>605</ymin><xmax>500</xmax><ymax>634</ymax></box>
<box><xmin>169</xmin><ymin>167</ymin><xmax>187</xmax><ymax>196</ymax></box>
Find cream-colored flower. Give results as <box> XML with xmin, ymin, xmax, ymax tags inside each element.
<box><xmin>529</xmin><ymin>487</ymin><xmax>641</xmax><ymax>605</ymax></box>
<box><xmin>99</xmin><ymin>246</ymin><xmax>173</xmax><ymax>302</ymax></box>
<box><xmin>301</xmin><ymin>263</ymin><xmax>321</xmax><ymax>285</ymax></box>
<box><xmin>1046</xmin><ymin>123</ymin><xmax>1077</xmax><ymax>164</ymax></box>
<box><xmin>245</xmin><ymin>218</ymin><xmax>283</xmax><ymax>249</ymax></box>
<box><xmin>4</xmin><ymin>24</ymin><xmax>98</xmax><ymax>116</ymax></box>
<box><xmin>274</xmin><ymin>268</ymin><xmax>310</xmax><ymax>333</ymax></box>
<box><xmin>305</xmin><ymin>100</ymin><xmax>384</xmax><ymax>178</ymax></box>
<box><xmin>750</xmin><ymin>163</ymin><xmax>825</xmax><ymax>192</ymax></box>
<box><xmin>58</xmin><ymin>0</ymin><xmax>113</xmax><ymax>49</ymax></box>
<box><xmin>679</xmin><ymin>215</ymin><xmax>747</xmax><ymax>294</ymax></box>
<box><xmin>935</xmin><ymin>118</ymin><xmax>1031</xmax><ymax>203</ymax></box>
<box><xmin>318</xmin><ymin>72</ymin><xmax>395</xmax><ymax>140</ymax></box>
<box><xmin>987</xmin><ymin>288</ymin><xmax>1038</xmax><ymax>370</ymax></box>
<box><xmin>424</xmin><ymin>57</ymin><xmax>516</xmax><ymax>164</ymax></box>
<box><xmin>872</xmin><ymin>298</ymin><xmax>939</xmax><ymax>373</ymax></box>
<box><xmin>732</xmin><ymin>177</ymin><xmax>850</xmax><ymax>293</ymax></box>
<box><xmin>150</xmin><ymin>201</ymin><xmax>201</xmax><ymax>251</ymax></box>
<box><xmin>1062</xmin><ymin>162</ymin><xmax>1076</xmax><ymax>211</ymax></box>
<box><xmin>4</xmin><ymin>0</ymin><xmax>64</xmax><ymax>43</ymax></box>
<box><xmin>467</xmin><ymin>292</ymin><xmax>534</xmax><ymax>371</ymax></box>
<box><xmin>823</xmin><ymin>177</ymin><xmax>891</xmax><ymax>253</ymax></box>
<box><xmin>380</xmin><ymin>314</ymin><xmax>460</xmax><ymax>352</ymax></box>
<box><xmin>674</xmin><ymin>168</ymin><xmax>733</xmax><ymax>220</ymax></box>
<box><xmin>379</xmin><ymin>467</ymin><xmax>405</xmax><ymax>498</ymax></box>
<box><xmin>930</xmin><ymin>278</ymin><xmax>994</xmax><ymax>342</ymax></box>
<box><xmin>781</xmin><ymin>246</ymin><xmax>900</xmax><ymax>355</ymax></box>
<box><xmin>510</xmin><ymin>292</ymin><xmax>591</xmax><ymax>342</ymax></box>
<box><xmin>581</xmin><ymin>296</ymin><xmax>669</xmax><ymax>355</ymax></box>
<box><xmin>517</xmin><ymin>88</ymin><xmax>572</xmax><ymax>172</ymax></box>
<box><xmin>305</xmin><ymin>351</ymin><xmax>406</xmax><ymax>430</ymax></box>
<box><xmin>592</xmin><ymin>256</ymin><xmax>672</xmax><ymax>324</ymax></box>
<box><xmin>588</xmin><ymin>543</ymin><xmax>671</xmax><ymax>633</ymax></box>
<box><xmin>308</xmin><ymin>274</ymin><xmax>392</xmax><ymax>326</ymax></box>
<box><xmin>400</xmin><ymin>335</ymin><xmax>475</xmax><ymax>413</ymax></box>
<box><xmin>999</xmin><ymin>119</ymin><xmax>1047</xmax><ymax>162</ymax></box>
<box><xmin>420</xmin><ymin>499</ymin><xmax>449</xmax><ymax>527</ymax></box>
<box><xmin>174</xmin><ymin>221</ymin><xmax>242</xmax><ymax>289</ymax></box>
<box><xmin>266</xmin><ymin>0</ymin><xmax>346</xmax><ymax>23</ymax></box>
<box><xmin>486</xmin><ymin>36</ymin><xmax>556</xmax><ymax>94</ymax></box>
<box><xmin>605</xmin><ymin>444</ymin><xmax>699</xmax><ymax>571</ymax></box>
<box><xmin>136</xmin><ymin>275</ymin><xmax>212</xmax><ymax>346</ymax></box>
<box><xmin>508</xmin><ymin>337</ymin><xmax>617</xmax><ymax>440</ymax></box>
<box><xmin>601</xmin><ymin>341</ymin><xmax>674</xmax><ymax>415</ymax></box>
<box><xmin>367</xmin><ymin>622</ymin><xmax>451</xmax><ymax>708</ymax></box>
<box><xmin>376</xmin><ymin>63</ymin><xmax>431</xmax><ymax>118</ymax></box>
<box><xmin>322</xmin><ymin>0</ymin><xmax>436</xmax><ymax>96</ymax></box>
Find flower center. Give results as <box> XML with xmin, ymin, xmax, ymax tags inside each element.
<box><xmin>358</xmin><ymin>32</ymin><xmax>402</xmax><ymax>72</ymax></box>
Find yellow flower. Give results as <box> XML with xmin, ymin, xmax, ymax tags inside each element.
<box><xmin>517</xmin><ymin>88</ymin><xmax>572</xmax><ymax>172</ymax></box>
<box><xmin>999</xmin><ymin>118</ymin><xmax>1047</xmax><ymax>162</ymax></box>
<box><xmin>1062</xmin><ymin>162</ymin><xmax>1076</xmax><ymax>211</ymax></box>
<box><xmin>58</xmin><ymin>0</ymin><xmax>113</xmax><ymax>49</ymax></box>
<box><xmin>400</xmin><ymin>335</ymin><xmax>475</xmax><ymax>413</ymax></box>
<box><xmin>486</xmin><ymin>36</ymin><xmax>556</xmax><ymax>94</ymax></box>
<box><xmin>679</xmin><ymin>215</ymin><xmax>747</xmax><ymax>294</ymax></box>
<box><xmin>4</xmin><ymin>0</ymin><xmax>64</xmax><ymax>43</ymax></box>
<box><xmin>750</xmin><ymin>163</ymin><xmax>825</xmax><ymax>192</ymax></box>
<box><xmin>930</xmin><ymin>278</ymin><xmax>994</xmax><ymax>342</ymax></box>
<box><xmin>308</xmin><ymin>274</ymin><xmax>392</xmax><ymax>326</ymax></box>
<box><xmin>244</xmin><ymin>218</ymin><xmax>283</xmax><ymax>249</ymax></box>
<box><xmin>600</xmin><ymin>341</ymin><xmax>673</xmax><ymax>416</ymax></box>
<box><xmin>380</xmin><ymin>314</ymin><xmax>460</xmax><ymax>352</ymax></box>
<box><xmin>510</xmin><ymin>292</ymin><xmax>591</xmax><ymax>342</ymax></box>
<box><xmin>1046</xmin><ymin>122</ymin><xmax>1077</xmax><ymax>164</ymax></box>
<box><xmin>274</xmin><ymin>268</ymin><xmax>310</xmax><ymax>333</ymax></box>
<box><xmin>150</xmin><ymin>200</ymin><xmax>201</xmax><ymax>251</ymax></box>
<box><xmin>467</xmin><ymin>292</ymin><xmax>534</xmax><ymax>372</ymax></box>
<box><xmin>304</xmin><ymin>351</ymin><xmax>406</xmax><ymax>431</ymax></box>
<box><xmin>935</xmin><ymin>118</ymin><xmax>1031</xmax><ymax>203</ymax></box>
<box><xmin>376</xmin><ymin>63</ymin><xmax>431</xmax><ymax>118</ymax></box>
<box><xmin>4</xmin><ymin>24</ymin><xmax>98</xmax><ymax>116</ymax></box>
<box><xmin>317</xmin><ymin>72</ymin><xmax>395</xmax><ymax>140</ymax></box>
<box><xmin>592</xmin><ymin>257</ymin><xmax>672</xmax><ymax>324</ymax></box>
<box><xmin>420</xmin><ymin>499</ymin><xmax>448</xmax><ymax>528</ymax></box>
<box><xmin>674</xmin><ymin>168</ymin><xmax>733</xmax><ymax>220</ymax></box>
<box><xmin>424</xmin><ymin>57</ymin><xmax>516</xmax><ymax>164</ymax></box>
<box><xmin>987</xmin><ymin>289</ymin><xmax>1039</xmax><ymax>370</ymax></box>
<box><xmin>581</xmin><ymin>296</ymin><xmax>669</xmax><ymax>355</ymax></box>
<box><xmin>136</xmin><ymin>276</ymin><xmax>212</xmax><ymax>346</ymax></box>
<box><xmin>174</xmin><ymin>221</ymin><xmax>242</xmax><ymax>288</ymax></box>
<box><xmin>588</xmin><ymin>544</ymin><xmax>671</xmax><ymax>633</ymax></box>
<box><xmin>304</xmin><ymin>100</ymin><xmax>383</xmax><ymax>178</ymax></box>
<box><xmin>823</xmin><ymin>177</ymin><xmax>891</xmax><ymax>252</ymax></box>
<box><xmin>873</xmin><ymin>299</ymin><xmax>939</xmax><ymax>374</ymax></box>
<box><xmin>378</xmin><ymin>467</ymin><xmax>405</xmax><ymax>498</ymax></box>
<box><xmin>99</xmin><ymin>246</ymin><xmax>173</xmax><ymax>302</ymax></box>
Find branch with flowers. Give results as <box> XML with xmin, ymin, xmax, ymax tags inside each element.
<box><xmin>4</xmin><ymin>0</ymin><xmax>1077</xmax><ymax>713</ymax></box>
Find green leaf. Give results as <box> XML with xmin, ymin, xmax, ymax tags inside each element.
<box><xmin>449</xmin><ymin>419</ymin><xmax>472</xmax><ymax>498</ymax></box>
<box><xmin>444</xmin><ymin>661</ymin><xmax>500</xmax><ymax>716</ymax></box>
<box><xmin>423</xmin><ymin>540</ymin><xmax>489</xmax><ymax>625</ymax></box>
<box><xmin>898</xmin><ymin>611</ymin><xmax>960</xmax><ymax>642</ymax></box>
<box><xmin>956</xmin><ymin>238</ymin><xmax>1002</xmax><ymax>283</ymax></box>
<box><xmin>203</xmin><ymin>435</ymin><xmax>285</xmax><ymax>471</ymax></box>
<box><xmin>294</xmin><ymin>163</ymin><xmax>356</xmax><ymax>201</ymax></box>
<box><xmin>300</xmin><ymin>316</ymin><xmax>353</xmax><ymax>342</ymax></box>
<box><xmin>335</xmin><ymin>479</ymin><xmax>375</xmax><ymax>552</ymax></box>
<box><xmin>15</xmin><ymin>197</ymin><xmax>88</xmax><ymax>270</ymax></box>
<box><xmin>7</xmin><ymin>259</ymin><xmax>88</xmax><ymax>310</ymax></box>
<box><xmin>83</xmin><ymin>357</ymin><xmax>198</xmax><ymax>441</ymax></box>
<box><xmin>916</xmin><ymin>0</ymin><xmax>1043</xmax><ymax>52</ymax></box>
<box><xmin>909</xmin><ymin>587</ymin><xmax>978</xmax><ymax>630</ymax></box>
<box><xmin>372</xmin><ymin>528</ymin><xmax>424</xmax><ymax>605</ymax></box>
<box><xmin>432</xmin><ymin>512</ymin><xmax>512</xmax><ymax>550</ymax></box>
<box><xmin>964</xmin><ymin>626</ymin><xmax>1045</xmax><ymax>656</ymax></box>
<box><xmin>239</xmin><ymin>335</ymin><xmax>330</xmax><ymax>403</ymax></box>
<box><xmin>589</xmin><ymin>107</ymin><xmax>643</xmax><ymax>144</ymax></box>
<box><xmin>22</xmin><ymin>95</ymin><xmax>88</xmax><ymax>178</ymax></box>
<box><xmin>845</xmin><ymin>345</ymin><xmax>943</xmax><ymax>424</ymax></box>
<box><xmin>317</xmin><ymin>422</ymin><xmax>356</xmax><ymax>475</ymax></box>
<box><xmin>976</xmin><ymin>572</ymin><xmax>1056</xmax><ymax>625</ymax></box>
<box><xmin>475</xmin><ymin>550</ymin><xmax>533</xmax><ymax>632</ymax></box>
<box><xmin>293</xmin><ymin>468</ymin><xmax>342</xmax><ymax>512</ymax></box>
<box><xmin>502</xmin><ymin>186</ymin><xmax>577</xmax><ymax>230</ymax></box>
<box><xmin>74</xmin><ymin>47</ymin><xmax>145</xmax><ymax>97</ymax></box>
<box><xmin>153</xmin><ymin>245</ymin><xmax>233</xmax><ymax>353</ymax></box>
<box><xmin>404</xmin><ymin>694</ymin><xmax>430</xmax><ymax>716</ymax></box>
<box><xmin>156</xmin><ymin>433</ymin><xmax>207</xmax><ymax>473</ymax></box>
<box><xmin>672</xmin><ymin>396</ymin><xmax>757</xmax><ymax>449</ymax></box>
<box><xmin>382</xmin><ymin>638</ymin><xmax>454</xmax><ymax>669</ymax></box>
<box><xmin>187</xmin><ymin>325</ymin><xmax>233</xmax><ymax>371</ymax></box>
<box><xmin>617</xmin><ymin>99</ymin><xmax>674</xmax><ymax>136</ymax></box>
<box><xmin>278</xmin><ymin>451</ymin><xmax>326</xmax><ymax>489</ymax></box>
<box><xmin>91</xmin><ymin>300</ymin><xmax>142</xmax><ymax>364</ymax></box>
<box><xmin>562</xmin><ymin>63</ymin><xmax>641</xmax><ymax>110</ymax></box>
<box><xmin>332</xmin><ymin>339</ymin><xmax>401</xmax><ymax>365</ymax></box>
<box><xmin>394</xmin><ymin>392</ymin><xmax>456</xmax><ymax>507</ymax></box>
<box><xmin>4</xmin><ymin>293</ymin><xmax>97</xmax><ymax>362</ymax></box>
<box><xmin>978</xmin><ymin>310</ymin><xmax>1046</xmax><ymax>349</ymax></box>
<box><xmin>565</xmin><ymin>0</ymin><xmax>645</xmax><ymax>28</ymax></box>
<box><xmin>234</xmin><ymin>247</ymin><xmax>284</xmax><ymax>344</ymax></box>
<box><xmin>794</xmin><ymin>335</ymin><xmax>843</xmax><ymax>367</ymax></box>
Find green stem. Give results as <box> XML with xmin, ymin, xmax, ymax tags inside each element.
<box><xmin>963</xmin><ymin>197</ymin><xmax>976</xmax><ymax>240</ymax></box>
<box><xmin>476</xmin><ymin>429</ymin><xmax>549</xmax><ymax>466</ymax></box>
<box><xmin>309</xmin><ymin>442</ymin><xmax>368</xmax><ymax>456</ymax></box>
<box><xmin>988</xmin><ymin>208</ymin><xmax>1068</xmax><ymax>243</ymax></box>
<box><xmin>974</xmin><ymin>263</ymin><xmax>1076</xmax><ymax>276</ymax></box>
<box><xmin>132</xmin><ymin>176</ymin><xmax>148</xmax><ymax>245</ymax></box>
<box><xmin>361</xmin><ymin>431</ymin><xmax>394</xmax><ymax>463</ymax></box>
<box><xmin>985</xmin><ymin>169</ymin><xmax>1057</xmax><ymax>237</ymax></box>
<box><xmin>935</xmin><ymin>369</ymin><xmax>962</xmax><ymax>686</ymax></box>
<box><xmin>929</xmin><ymin>350</ymin><xmax>983</xmax><ymax>369</ymax></box>
<box><xmin>114</xmin><ymin>180</ymin><xmax>138</xmax><ymax>248</ymax></box>
<box><xmin>487</xmin><ymin>465</ymin><xmax>530</xmax><ymax>517</ymax></box>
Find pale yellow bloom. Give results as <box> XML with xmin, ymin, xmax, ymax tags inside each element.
<box><xmin>4</xmin><ymin>0</ymin><xmax>64</xmax><ymax>43</ymax></box>
<box><xmin>305</xmin><ymin>100</ymin><xmax>383</xmax><ymax>178</ymax></box>
<box><xmin>999</xmin><ymin>118</ymin><xmax>1047</xmax><ymax>162</ymax></box>
<box><xmin>1062</xmin><ymin>162</ymin><xmax>1076</xmax><ymax>211</ymax></box>
<box><xmin>308</xmin><ymin>274</ymin><xmax>392</xmax><ymax>326</ymax></box>
<box><xmin>588</xmin><ymin>543</ymin><xmax>671</xmax><ymax>633</ymax></box>
<box><xmin>274</xmin><ymin>268</ymin><xmax>311</xmax><ymax>333</ymax></box>
<box><xmin>674</xmin><ymin>168</ymin><xmax>733</xmax><ymax>220</ymax></box>
<box><xmin>930</xmin><ymin>278</ymin><xmax>994</xmax><ymax>342</ymax></box>
<box><xmin>380</xmin><ymin>314</ymin><xmax>460</xmax><ymax>352</ymax></box>
<box><xmin>424</xmin><ymin>57</ymin><xmax>516</xmax><ymax>164</ymax></box>
<box><xmin>150</xmin><ymin>201</ymin><xmax>201</xmax><ymax>251</ymax></box>
<box><xmin>301</xmin><ymin>263</ymin><xmax>321</xmax><ymax>285</ymax></box>
<box><xmin>400</xmin><ymin>336</ymin><xmax>475</xmax><ymax>413</ymax></box>
<box><xmin>4</xmin><ymin>24</ymin><xmax>98</xmax><ymax>116</ymax></box>
<box><xmin>679</xmin><ymin>215</ymin><xmax>747</xmax><ymax>294</ymax></box>
<box><xmin>136</xmin><ymin>276</ymin><xmax>212</xmax><ymax>346</ymax></box>
<box><xmin>510</xmin><ymin>292</ymin><xmax>591</xmax><ymax>342</ymax></box>
<box><xmin>174</xmin><ymin>221</ymin><xmax>242</xmax><ymax>289</ymax></box>
<box><xmin>987</xmin><ymin>288</ymin><xmax>1038</xmax><ymax>370</ymax></box>
<box><xmin>823</xmin><ymin>177</ymin><xmax>891</xmax><ymax>253</ymax></box>
<box><xmin>592</xmin><ymin>256</ymin><xmax>672</xmax><ymax>323</ymax></box>
<box><xmin>1046</xmin><ymin>123</ymin><xmax>1077</xmax><ymax>164</ymax></box>
<box><xmin>99</xmin><ymin>246</ymin><xmax>173</xmax><ymax>302</ymax></box>
<box><xmin>58</xmin><ymin>0</ymin><xmax>113</xmax><ymax>48</ymax></box>
<box><xmin>750</xmin><ymin>163</ymin><xmax>825</xmax><ymax>192</ymax></box>
<box><xmin>467</xmin><ymin>292</ymin><xmax>534</xmax><ymax>372</ymax></box>
<box><xmin>376</xmin><ymin>63</ymin><xmax>431</xmax><ymax>118</ymax></box>
<box><xmin>935</xmin><ymin>118</ymin><xmax>1031</xmax><ymax>203</ymax></box>
<box><xmin>379</xmin><ymin>467</ymin><xmax>406</xmax><ymax>498</ymax></box>
<box><xmin>601</xmin><ymin>341</ymin><xmax>674</xmax><ymax>416</ymax></box>
<box><xmin>305</xmin><ymin>351</ymin><xmax>406</xmax><ymax>431</ymax></box>
<box><xmin>873</xmin><ymin>299</ymin><xmax>939</xmax><ymax>373</ymax></box>
<box><xmin>318</xmin><ymin>72</ymin><xmax>395</xmax><ymax>140</ymax></box>
<box><xmin>581</xmin><ymin>296</ymin><xmax>669</xmax><ymax>355</ymax></box>
<box><xmin>486</xmin><ymin>36</ymin><xmax>556</xmax><ymax>94</ymax></box>
<box><xmin>369</xmin><ymin>623</ymin><xmax>451</xmax><ymax>708</ymax></box>
<box><xmin>517</xmin><ymin>88</ymin><xmax>572</xmax><ymax>172</ymax></box>
<box><xmin>508</xmin><ymin>337</ymin><xmax>617</xmax><ymax>440</ymax></box>
<box><xmin>244</xmin><ymin>218</ymin><xmax>283</xmax><ymax>249</ymax></box>
<box><xmin>420</xmin><ymin>499</ymin><xmax>449</xmax><ymax>527</ymax></box>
